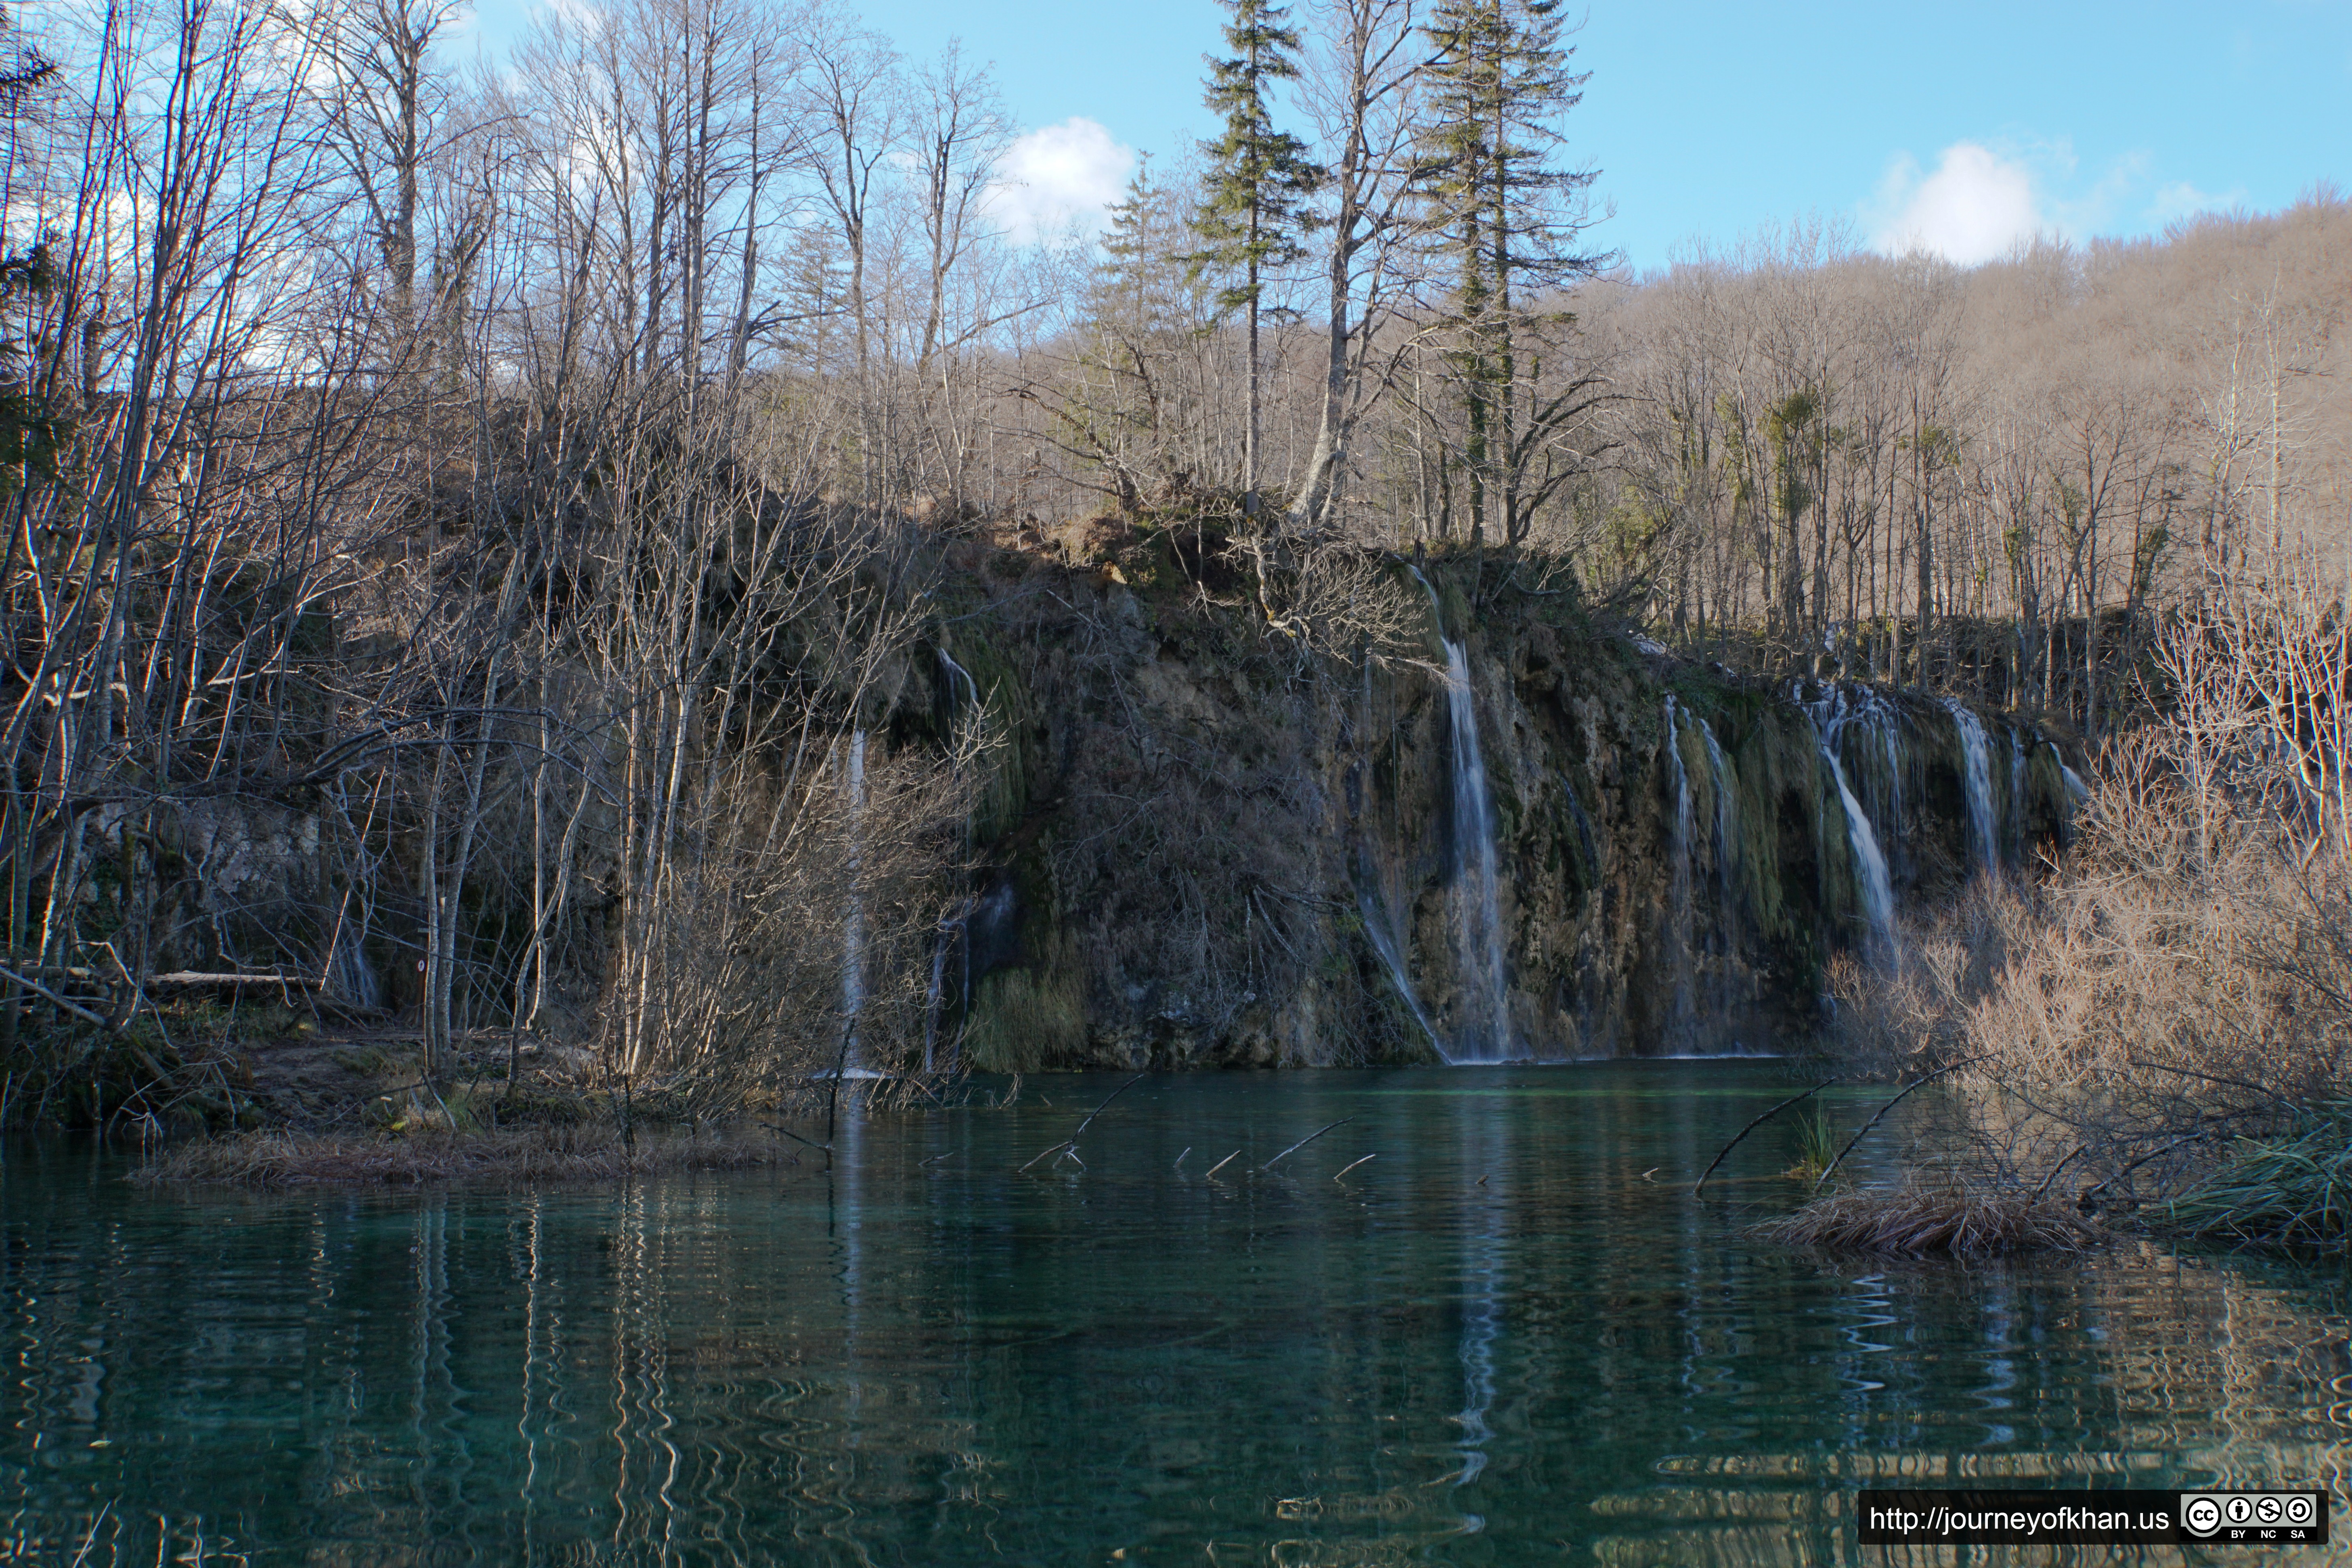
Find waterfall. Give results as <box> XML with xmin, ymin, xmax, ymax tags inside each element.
<box><xmin>1356</xmin><ymin>881</ymin><xmax>1444</xmax><ymax>1057</ymax></box>
<box><xmin>1663</xmin><ymin>698</ymin><xmax>1696</xmax><ymax>1040</ymax></box>
<box><xmin>922</xmin><ymin>935</ymin><xmax>949</xmax><ymax>1074</ymax></box>
<box><xmin>1696</xmin><ymin>715</ymin><xmax>1737</xmax><ymax>909</ymax></box>
<box><xmin>1694</xmin><ymin>713</ymin><xmax>1747</xmax><ymax>1039</ymax></box>
<box><xmin>1805</xmin><ymin>684</ymin><xmax>1906</xmax><ymax>873</ymax></box>
<box><xmin>842</xmin><ymin>729</ymin><xmax>867</xmax><ymax>1069</ymax></box>
<box><xmin>1442</xmin><ymin>639</ymin><xmax>1515</xmax><ymax>1062</ymax></box>
<box><xmin>1798</xmin><ymin>686</ymin><xmax>1896</xmax><ymax>950</ymax></box>
<box><xmin>1826</xmin><ymin>753</ymin><xmax>1897</xmax><ymax>949</ymax></box>
<box><xmin>1415</xmin><ymin>568</ymin><xmax>1514</xmax><ymax>1063</ymax></box>
<box><xmin>1658</xmin><ymin>706</ymin><xmax>1750</xmax><ymax>1050</ymax></box>
<box><xmin>1944</xmin><ymin>699</ymin><xmax>1999</xmax><ymax>873</ymax></box>
<box><xmin>922</xmin><ymin>896</ymin><xmax>977</xmax><ymax>1074</ymax></box>
<box><xmin>937</xmin><ymin>647</ymin><xmax>979</xmax><ymax>715</ymax></box>
<box><xmin>325</xmin><ymin>914</ymin><xmax>383</xmax><ymax>1012</ymax></box>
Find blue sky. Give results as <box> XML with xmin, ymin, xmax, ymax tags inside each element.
<box><xmin>461</xmin><ymin>0</ymin><xmax>2352</xmax><ymax>271</ymax></box>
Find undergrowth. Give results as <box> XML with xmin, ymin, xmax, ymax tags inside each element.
<box><xmin>1814</xmin><ymin>732</ymin><xmax>2352</xmax><ymax>1256</ymax></box>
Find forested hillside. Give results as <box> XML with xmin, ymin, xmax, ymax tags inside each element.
<box><xmin>0</xmin><ymin>0</ymin><xmax>2344</xmax><ymax>1128</ymax></box>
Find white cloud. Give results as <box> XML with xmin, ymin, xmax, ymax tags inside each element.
<box><xmin>1868</xmin><ymin>139</ymin><xmax>2251</xmax><ymax>260</ymax></box>
<box><xmin>2147</xmin><ymin>179</ymin><xmax>2246</xmax><ymax>226</ymax></box>
<box><xmin>985</xmin><ymin>118</ymin><xmax>1138</xmax><ymax>246</ymax></box>
<box><xmin>1868</xmin><ymin>142</ymin><xmax>2047</xmax><ymax>265</ymax></box>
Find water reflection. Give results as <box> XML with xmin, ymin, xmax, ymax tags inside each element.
<box><xmin>0</xmin><ymin>1064</ymin><xmax>2346</xmax><ymax>1565</ymax></box>
<box><xmin>1452</xmin><ymin>1083</ymin><xmax>1503</xmax><ymax>1515</ymax></box>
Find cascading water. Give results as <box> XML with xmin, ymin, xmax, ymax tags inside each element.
<box><xmin>1442</xmin><ymin>640</ymin><xmax>1516</xmax><ymax>1062</ymax></box>
<box><xmin>842</xmin><ymin>729</ymin><xmax>867</xmax><ymax>1069</ymax></box>
<box><xmin>2057</xmin><ymin>751</ymin><xmax>2091</xmax><ymax>845</ymax></box>
<box><xmin>1694</xmin><ymin>712</ymin><xmax>1749</xmax><ymax>1040</ymax></box>
<box><xmin>921</xmin><ymin>649</ymin><xmax>986</xmax><ymax>1073</ymax></box>
<box><xmin>1944</xmin><ymin>699</ymin><xmax>2000</xmax><ymax>874</ymax></box>
<box><xmin>922</xmin><ymin>896</ymin><xmax>976</xmax><ymax>1073</ymax></box>
<box><xmin>1798</xmin><ymin>685</ymin><xmax>1897</xmax><ymax>952</ymax></box>
<box><xmin>1698</xmin><ymin>716</ymin><xmax>1737</xmax><ymax>909</ymax></box>
<box><xmin>1357</xmin><ymin>881</ymin><xmax>1444</xmax><ymax>1056</ymax></box>
<box><xmin>1415</xmin><ymin>568</ymin><xmax>1514</xmax><ymax>1063</ymax></box>
<box><xmin>1662</xmin><ymin>698</ymin><xmax>1696</xmax><ymax>1040</ymax></box>
<box><xmin>937</xmin><ymin>648</ymin><xmax>979</xmax><ymax>714</ymax></box>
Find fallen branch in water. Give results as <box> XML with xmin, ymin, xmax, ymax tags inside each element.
<box><xmin>1261</xmin><ymin>1116</ymin><xmax>1354</xmax><ymax>1171</ymax></box>
<box><xmin>761</xmin><ymin>1122</ymin><xmax>833</xmax><ymax>1155</ymax></box>
<box><xmin>1017</xmin><ymin>1073</ymin><xmax>1145</xmax><ymax>1172</ymax></box>
<box><xmin>1815</xmin><ymin>1058</ymin><xmax>1989</xmax><ymax>1191</ymax></box>
<box><xmin>1205</xmin><ymin>1150</ymin><xmax>1239</xmax><ymax>1178</ymax></box>
<box><xmin>1333</xmin><ymin>1153</ymin><xmax>1376</xmax><ymax>1180</ymax></box>
<box><xmin>1694</xmin><ymin>1079</ymin><xmax>1838</xmax><ymax>1198</ymax></box>
<box><xmin>149</xmin><ymin>971</ymin><xmax>326</xmax><ymax>989</ymax></box>
<box><xmin>1073</xmin><ymin>1073</ymin><xmax>1144</xmax><ymax>1139</ymax></box>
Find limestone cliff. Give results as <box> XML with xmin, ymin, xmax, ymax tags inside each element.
<box><xmin>910</xmin><ymin>544</ymin><xmax>2079</xmax><ymax>1070</ymax></box>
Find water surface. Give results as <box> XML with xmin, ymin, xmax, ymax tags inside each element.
<box><xmin>3</xmin><ymin>1063</ymin><xmax>2348</xmax><ymax>1564</ymax></box>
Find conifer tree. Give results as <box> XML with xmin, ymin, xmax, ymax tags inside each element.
<box><xmin>1421</xmin><ymin>0</ymin><xmax>1600</xmax><ymax>543</ymax></box>
<box><xmin>1191</xmin><ymin>0</ymin><xmax>1322</xmax><ymax>521</ymax></box>
<box><xmin>0</xmin><ymin>22</ymin><xmax>62</xmax><ymax>502</ymax></box>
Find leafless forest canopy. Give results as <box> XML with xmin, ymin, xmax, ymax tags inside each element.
<box><xmin>0</xmin><ymin>0</ymin><xmax>2346</xmax><ymax>1119</ymax></box>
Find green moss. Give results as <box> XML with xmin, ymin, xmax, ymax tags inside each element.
<box><xmin>937</xmin><ymin>625</ymin><xmax>1033</xmax><ymax>846</ymax></box>
<box><xmin>1722</xmin><ymin>705</ymin><xmax>1847</xmax><ymax>958</ymax></box>
<box><xmin>963</xmin><ymin>946</ymin><xmax>1088</xmax><ymax>1072</ymax></box>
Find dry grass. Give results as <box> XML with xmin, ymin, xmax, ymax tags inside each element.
<box><xmin>1762</xmin><ymin>1181</ymin><xmax>2103</xmax><ymax>1259</ymax></box>
<box><xmin>2160</xmin><ymin>1102</ymin><xmax>2352</xmax><ymax>1252</ymax></box>
<box><xmin>132</xmin><ymin>1124</ymin><xmax>790</xmax><ymax>1187</ymax></box>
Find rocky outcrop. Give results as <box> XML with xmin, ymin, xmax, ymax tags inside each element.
<box><xmin>916</xmin><ymin>547</ymin><xmax>2079</xmax><ymax>1070</ymax></box>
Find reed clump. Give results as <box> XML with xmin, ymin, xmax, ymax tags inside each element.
<box><xmin>2160</xmin><ymin>1102</ymin><xmax>2352</xmax><ymax>1253</ymax></box>
<box><xmin>1782</xmin><ymin>1104</ymin><xmax>1838</xmax><ymax>1181</ymax></box>
<box><xmin>1763</xmin><ymin>1181</ymin><xmax>2102</xmax><ymax>1259</ymax></box>
<box><xmin>133</xmin><ymin>1125</ymin><xmax>786</xmax><ymax>1188</ymax></box>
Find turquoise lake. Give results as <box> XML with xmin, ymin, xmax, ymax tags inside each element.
<box><xmin>2</xmin><ymin>1062</ymin><xmax>2347</xmax><ymax>1564</ymax></box>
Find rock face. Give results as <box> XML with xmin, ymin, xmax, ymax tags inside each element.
<box><xmin>919</xmin><ymin>550</ymin><xmax>2079</xmax><ymax>1071</ymax></box>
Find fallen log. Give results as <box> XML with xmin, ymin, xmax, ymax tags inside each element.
<box><xmin>147</xmin><ymin>971</ymin><xmax>325</xmax><ymax>989</ymax></box>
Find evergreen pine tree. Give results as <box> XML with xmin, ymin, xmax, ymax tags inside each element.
<box><xmin>1191</xmin><ymin>0</ymin><xmax>1321</xmax><ymax>521</ymax></box>
<box><xmin>0</xmin><ymin>21</ymin><xmax>62</xmax><ymax>503</ymax></box>
<box><xmin>1421</xmin><ymin>0</ymin><xmax>1600</xmax><ymax>543</ymax></box>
